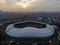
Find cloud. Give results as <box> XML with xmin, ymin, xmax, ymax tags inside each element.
<box><xmin>0</xmin><ymin>0</ymin><xmax>6</xmax><ymax>3</ymax></box>
<box><xmin>0</xmin><ymin>0</ymin><xmax>60</xmax><ymax>12</ymax></box>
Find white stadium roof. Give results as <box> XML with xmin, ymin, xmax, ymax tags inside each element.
<box><xmin>5</xmin><ymin>21</ymin><xmax>55</xmax><ymax>38</ymax></box>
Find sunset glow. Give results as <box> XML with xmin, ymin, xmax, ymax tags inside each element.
<box><xmin>16</xmin><ymin>0</ymin><xmax>35</xmax><ymax>8</ymax></box>
<box><xmin>0</xmin><ymin>0</ymin><xmax>60</xmax><ymax>12</ymax></box>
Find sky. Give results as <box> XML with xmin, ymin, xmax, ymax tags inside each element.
<box><xmin>0</xmin><ymin>0</ymin><xmax>60</xmax><ymax>12</ymax></box>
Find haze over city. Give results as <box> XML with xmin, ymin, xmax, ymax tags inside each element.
<box><xmin>0</xmin><ymin>0</ymin><xmax>60</xmax><ymax>12</ymax></box>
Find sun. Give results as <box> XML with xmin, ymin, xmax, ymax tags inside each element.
<box><xmin>16</xmin><ymin>0</ymin><xmax>35</xmax><ymax>8</ymax></box>
<box><xmin>16</xmin><ymin>2</ymin><xmax>29</xmax><ymax>8</ymax></box>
